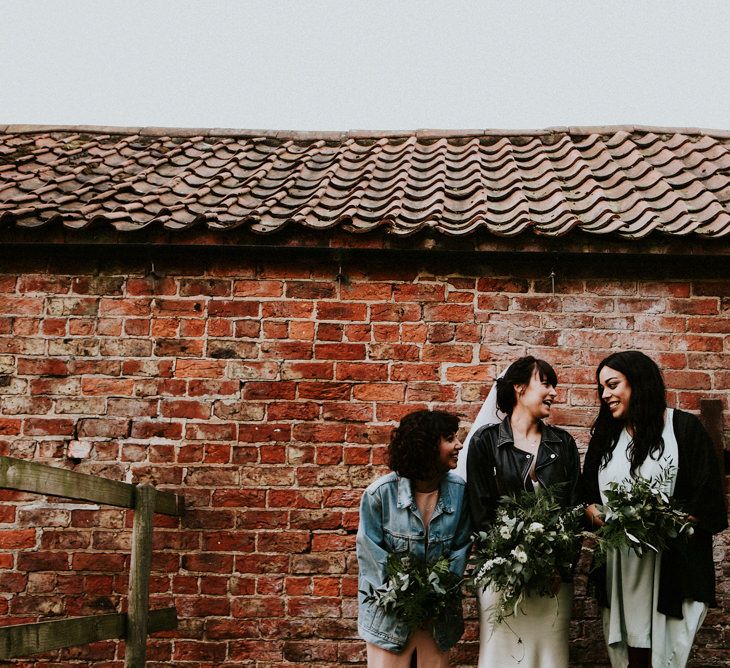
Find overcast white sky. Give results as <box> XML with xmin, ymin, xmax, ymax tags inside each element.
<box><xmin>2</xmin><ymin>1</ymin><xmax>729</xmax><ymax>132</ymax></box>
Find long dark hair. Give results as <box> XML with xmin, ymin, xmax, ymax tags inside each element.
<box><xmin>591</xmin><ymin>350</ymin><xmax>666</xmax><ymax>474</ymax></box>
<box><xmin>495</xmin><ymin>355</ymin><xmax>558</xmax><ymax>416</ymax></box>
<box><xmin>388</xmin><ymin>409</ymin><xmax>459</xmax><ymax>481</ymax></box>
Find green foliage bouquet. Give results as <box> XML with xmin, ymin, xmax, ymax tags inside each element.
<box><xmin>592</xmin><ymin>463</ymin><xmax>693</xmax><ymax>568</ymax></box>
<box><xmin>363</xmin><ymin>553</ymin><xmax>463</xmax><ymax>632</ymax></box>
<box><xmin>469</xmin><ymin>489</ymin><xmax>582</xmax><ymax>623</ymax></box>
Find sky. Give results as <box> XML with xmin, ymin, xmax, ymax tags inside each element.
<box><xmin>2</xmin><ymin>1</ymin><xmax>730</xmax><ymax>132</ymax></box>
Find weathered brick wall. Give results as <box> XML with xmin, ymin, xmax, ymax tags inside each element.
<box><xmin>0</xmin><ymin>247</ymin><xmax>727</xmax><ymax>666</ymax></box>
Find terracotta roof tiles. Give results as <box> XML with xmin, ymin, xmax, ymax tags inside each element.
<box><xmin>1</xmin><ymin>125</ymin><xmax>730</xmax><ymax>239</ymax></box>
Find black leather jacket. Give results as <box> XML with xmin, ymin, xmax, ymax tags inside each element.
<box><xmin>466</xmin><ymin>417</ymin><xmax>581</xmax><ymax>532</ymax></box>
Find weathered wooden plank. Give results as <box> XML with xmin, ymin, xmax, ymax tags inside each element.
<box><xmin>0</xmin><ymin>608</ymin><xmax>176</xmax><ymax>659</ymax></box>
<box><xmin>0</xmin><ymin>456</ymin><xmax>183</xmax><ymax>516</ymax></box>
<box><xmin>125</xmin><ymin>485</ymin><xmax>156</xmax><ymax>668</ymax></box>
<box><xmin>700</xmin><ymin>399</ymin><xmax>726</xmax><ymax>478</ymax></box>
<box><xmin>0</xmin><ymin>455</ymin><xmax>133</xmax><ymax>507</ymax></box>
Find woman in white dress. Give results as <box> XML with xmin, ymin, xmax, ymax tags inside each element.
<box><xmin>465</xmin><ymin>356</ymin><xmax>581</xmax><ymax>668</ymax></box>
<box><xmin>582</xmin><ymin>351</ymin><xmax>727</xmax><ymax>668</ymax></box>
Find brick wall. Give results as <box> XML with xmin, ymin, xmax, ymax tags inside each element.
<box><xmin>0</xmin><ymin>246</ymin><xmax>727</xmax><ymax>666</ymax></box>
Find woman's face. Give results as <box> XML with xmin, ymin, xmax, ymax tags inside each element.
<box><xmin>598</xmin><ymin>365</ymin><xmax>632</xmax><ymax>420</ymax></box>
<box><xmin>515</xmin><ymin>367</ymin><xmax>557</xmax><ymax>419</ymax></box>
<box><xmin>438</xmin><ymin>433</ymin><xmax>463</xmax><ymax>472</ymax></box>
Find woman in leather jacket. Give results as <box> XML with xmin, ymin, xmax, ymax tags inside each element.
<box><xmin>466</xmin><ymin>356</ymin><xmax>580</xmax><ymax>668</ymax></box>
<box><xmin>357</xmin><ymin>409</ymin><xmax>472</xmax><ymax>667</ymax></box>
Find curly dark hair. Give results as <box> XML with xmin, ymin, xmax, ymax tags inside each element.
<box><xmin>495</xmin><ymin>355</ymin><xmax>558</xmax><ymax>416</ymax></box>
<box><xmin>591</xmin><ymin>350</ymin><xmax>666</xmax><ymax>475</ymax></box>
<box><xmin>388</xmin><ymin>410</ymin><xmax>460</xmax><ymax>481</ymax></box>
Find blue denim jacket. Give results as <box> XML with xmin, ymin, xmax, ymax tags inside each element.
<box><xmin>356</xmin><ymin>471</ymin><xmax>472</xmax><ymax>652</ymax></box>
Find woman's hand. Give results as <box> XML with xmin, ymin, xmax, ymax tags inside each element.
<box><xmin>585</xmin><ymin>503</ymin><xmax>605</xmax><ymax>528</ymax></box>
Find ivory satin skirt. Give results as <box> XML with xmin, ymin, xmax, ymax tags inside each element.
<box><xmin>477</xmin><ymin>583</ymin><xmax>572</xmax><ymax>668</ymax></box>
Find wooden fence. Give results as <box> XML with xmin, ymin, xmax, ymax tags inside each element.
<box><xmin>0</xmin><ymin>455</ymin><xmax>185</xmax><ymax>666</ymax></box>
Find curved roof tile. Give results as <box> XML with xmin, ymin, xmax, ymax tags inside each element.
<box><xmin>2</xmin><ymin>126</ymin><xmax>730</xmax><ymax>238</ymax></box>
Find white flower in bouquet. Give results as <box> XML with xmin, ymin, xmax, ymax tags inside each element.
<box><xmin>468</xmin><ymin>487</ymin><xmax>583</xmax><ymax>624</ymax></box>
<box><xmin>592</xmin><ymin>462</ymin><xmax>693</xmax><ymax>566</ymax></box>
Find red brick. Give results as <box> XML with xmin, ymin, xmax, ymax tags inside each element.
<box><xmin>18</xmin><ymin>551</ymin><xmax>70</xmax><ymax>571</ymax></box>
<box><xmin>126</xmin><ymin>276</ymin><xmax>177</xmax><ymax>295</ymax></box>
<box><xmin>154</xmin><ymin>338</ymin><xmax>205</xmax><ymax>357</ymax></box>
<box><xmin>185</xmin><ymin>422</ymin><xmax>237</xmax><ymax>441</ymax></box>
<box><xmin>77</xmin><ymin>418</ymin><xmax>130</xmax><ymax>438</ymax></box>
<box><xmin>341</xmin><ymin>283</ymin><xmax>393</xmax><ymax>300</ymax></box>
<box><xmin>280</xmin><ymin>361</ymin><xmax>334</xmax><ymax>380</ymax></box>
<box><xmin>370</xmin><ymin>302</ymin><xmax>422</xmax><ymax>321</ymax></box>
<box><xmin>369</xmin><ymin>343</ymin><xmax>419</xmax><ymax>361</ymax></box>
<box><xmin>232</xmin><ymin>596</ymin><xmax>285</xmax><ymax>618</ymax></box>
<box><xmin>182</xmin><ymin>553</ymin><xmax>234</xmax><ymax>573</ymax></box>
<box><xmin>130</xmin><ymin>421</ymin><xmax>183</xmax><ymax>439</ymax></box>
<box><xmin>0</xmin><ymin>419</ymin><xmax>21</xmax><ymax>435</ymax></box>
<box><xmin>176</xmin><ymin>595</ymin><xmax>230</xmax><ymax>617</ymax></box>
<box><xmin>390</xmin><ymin>362</ymin><xmax>440</xmax><ymax>381</ymax></box>
<box><xmin>314</xmin><ymin>343</ymin><xmax>366</xmax><ymax>360</ymax></box>
<box><xmin>264</xmin><ymin>341</ymin><xmax>313</xmax><ymax>360</ymax></box>
<box><xmin>0</xmin><ymin>529</ymin><xmax>36</xmax><ymax>549</ymax></box>
<box><xmin>262</xmin><ymin>300</ymin><xmax>312</xmax><ymax>318</ymax></box>
<box><xmin>23</xmin><ymin>418</ymin><xmax>75</xmax><ymax>436</ymax></box>
<box><xmin>233</xmin><ymin>279</ymin><xmax>283</xmax><ymax>297</ymax></box>
<box><xmin>316</xmin><ymin>302</ymin><xmax>367</xmax><ymax>321</ymax></box>
<box><xmin>422</xmin><ymin>344</ymin><xmax>473</xmax><ymax>363</ymax></box>
<box><xmin>202</xmin><ymin>531</ymin><xmax>255</xmax><ymax>552</ymax></box>
<box><xmin>161</xmin><ymin>400</ymin><xmax>210</xmax><ymax>420</ymax></box>
<box><xmin>373</xmin><ymin>323</ymin><xmax>399</xmax><ymax>341</ymax></box>
<box><xmin>0</xmin><ymin>297</ymin><xmax>43</xmax><ymax>315</ymax></box>
<box><xmin>235</xmin><ymin>553</ymin><xmax>289</xmax><ymax>574</ymax></box>
<box><xmin>257</xmin><ymin>531</ymin><xmax>311</xmax><ymax>553</ymax></box>
<box><xmin>352</xmin><ymin>383</ymin><xmax>405</xmax><ymax>401</ymax></box>
<box><xmin>289</xmin><ymin>320</ymin><xmax>315</xmax><ymax>340</ymax></box>
<box><xmin>669</xmin><ymin>298</ymin><xmax>719</xmax><ymax>315</ymax></box>
<box><xmin>72</xmin><ymin>553</ymin><xmax>126</xmax><ymax>572</ymax></box>
<box><xmin>16</xmin><ymin>358</ymin><xmax>68</xmax><ymax>376</ymax></box>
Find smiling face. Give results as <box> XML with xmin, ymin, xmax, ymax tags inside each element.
<box><xmin>598</xmin><ymin>365</ymin><xmax>632</xmax><ymax>420</ymax></box>
<box><xmin>515</xmin><ymin>367</ymin><xmax>558</xmax><ymax>419</ymax></box>
<box><xmin>437</xmin><ymin>433</ymin><xmax>463</xmax><ymax>472</ymax></box>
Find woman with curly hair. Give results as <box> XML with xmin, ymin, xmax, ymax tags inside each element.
<box><xmin>582</xmin><ymin>351</ymin><xmax>727</xmax><ymax>668</ymax></box>
<box><xmin>357</xmin><ymin>409</ymin><xmax>472</xmax><ymax>667</ymax></box>
<box><xmin>466</xmin><ymin>355</ymin><xmax>581</xmax><ymax>667</ymax></box>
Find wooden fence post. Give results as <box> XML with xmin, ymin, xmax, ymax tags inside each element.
<box><xmin>700</xmin><ymin>399</ymin><xmax>726</xmax><ymax>478</ymax></box>
<box><xmin>125</xmin><ymin>485</ymin><xmax>156</xmax><ymax>667</ymax></box>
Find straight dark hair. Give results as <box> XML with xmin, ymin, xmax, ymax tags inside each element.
<box><xmin>495</xmin><ymin>355</ymin><xmax>558</xmax><ymax>416</ymax></box>
<box><xmin>591</xmin><ymin>350</ymin><xmax>666</xmax><ymax>474</ymax></box>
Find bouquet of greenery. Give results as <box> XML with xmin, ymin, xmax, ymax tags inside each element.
<box><xmin>469</xmin><ymin>488</ymin><xmax>582</xmax><ymax>623</ymax></box>
<box><xmin>362</xmin><ymin>553</ymin><xmax>463</xmax><ymax>632</ymax></box>
<box><xmin>591</xmin><ymin>463</ymin><xmax>693</xmax><ymax>568</ymax></box>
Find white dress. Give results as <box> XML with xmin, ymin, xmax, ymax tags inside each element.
<box><xmin>597</xmin><ymin>409</ymin><xmax>707</xmax><ymax>668</ymax></box>
<box><xmin>477</xmin><ymin>582</ymin><xmax>572</xmax><ymax>667</ymax></box>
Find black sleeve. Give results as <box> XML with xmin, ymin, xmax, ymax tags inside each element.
<box><xmin>466</xmin><ymin>427</ymin><xmax>499</xmax><ymax>532</ymax></box>
<box><xmin>675</xmin><ymin>410</ymin><xmax>728</xmax><ymax>536</ymax></box>
<box><xmin>578</xmin><ymin>434</ymin><xmax>603</xmax><ymax>507</ymax></box>
<box><xmin>565</xmin><ymin>433</ymin><xmax>582</xmax><ymax>507</ymax></box>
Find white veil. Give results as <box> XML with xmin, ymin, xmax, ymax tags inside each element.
<box><xmin>455</xmin><ymin>370</ymin><xmax>504</xmax><ymax>481</ymax></box>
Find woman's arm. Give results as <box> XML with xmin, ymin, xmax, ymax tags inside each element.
<box><xmin>466</xmin><ymin>430</ymin><xmax>498</xmax><ymax>532</ymax></box>
<box><xmin>578</xmin><ymin>435</ymin><xmax>605</xmax><ymax>529</ymax></box>
<box><xmin>676</xmin><ymin>411</ymin><xmax>727</xmax><ymax>536</ymax></box>
<box><xmin>447</xmin><ymin>488</ymin><xmax>473</xmax><ymax>576</ymax></box>
<box><xmin>356</xmin><ymin>487</ymin><xmax>389</xmax><ymax>593</ymax></box>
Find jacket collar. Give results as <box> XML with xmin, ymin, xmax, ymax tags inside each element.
<box><xmin>396</xmin><ymin>474</ymin><xmax>455</xmax><ymax>513</ymax></box>
<box><xmin>496</xmin><ymin>416</ymin><xmax>562</xmax><ymax>447</ymax></box>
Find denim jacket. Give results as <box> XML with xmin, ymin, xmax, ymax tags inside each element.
<box><xmin>356</xmin><ymin>471</ymin><xmax>472</xmax><ymax>652</ymax></box>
